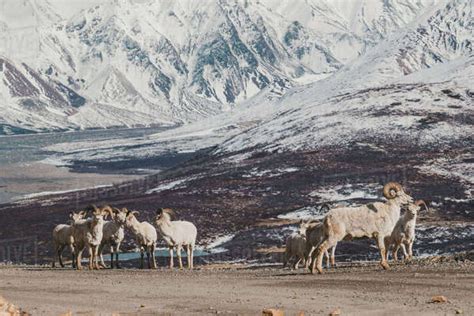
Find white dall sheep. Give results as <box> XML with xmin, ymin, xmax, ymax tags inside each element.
<box><xmin>311</xmin><ymin>182</ymin><xmax>413</xmax><ymax>274</ymax></box>
<box><xmin>302</xmin><ymin>221</ymin><xmax>333</xmax><ymax>269</ymax></box>
<box><xmin>98</xmin><ymin>207</ymin><xmax>127</xmax><ymax>269</ymax></box>
<box><xmin>51</xmin><ymin>211</ymin><xmax>86</xmax><ymax>268</ymax></box>
<box><xmin>124</xmin><ymin>209</ymin><xmax>157</xmax><ymax>269</ymax></box>
<box><xmin>283</xmin><ymin>229</ymin><xmax>307</xmax><ymax>270</ymax></box>
<box><xmin>385</xmin><ymin>200</ymin><xmax>427</xmax><ymax>262</ymax></box>
<box><xmin>72</xmin><ymin>205</ymin><xmax>113</xmax><ymax>270</ymax></box>
<box><xmin>155</xmin><ymin>208</ymin><xmax>197</xmax><ymax>269</ymax></box>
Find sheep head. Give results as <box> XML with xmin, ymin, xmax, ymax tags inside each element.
<box><xmin>113</xmin><ymin>207</ymin><xmax>128</xmax><ymax>225</ymax></box>
<box><xmin>69</xmin><ymin>210</ymin><xmax>86</xmax><ymax>223</ymax></box>
<box><xmin>156</xmin><ymin>208</ymin><xmax>175</xmax><ymax>223</ymax></box>
<box><xmin>125</xmin><ymin>208</ymin><xmax>139</xmax><ymax>219</ymax></box>
<box><xmin>100</xmin><ymin>205</ymin><xmax>114</xmax><ymax>219</ymax></box>
<box><xmin>383</xmin><ymin>182</ymin><xmax>413</xmax><ymax>205</ymax></box>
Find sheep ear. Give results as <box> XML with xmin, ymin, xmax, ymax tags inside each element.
<box><xmin>132</xmin><ymin>210</ymin><xmax>140</xmax><ymax>216</ymax></box>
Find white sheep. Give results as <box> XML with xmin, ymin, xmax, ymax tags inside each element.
<box><xmin>302</xmin><ymin>221</ymin><xmax>333</xmax><ymax>269</ymax></box>
<box><xmin>385</xmin><ymin>200</ymin><xmax>427</xmax><ymax>262</ymax></box>
<box><xmin>51</xmin><ymin>211</ymin><xmax>86</xmax><ymax>268</ymax></box>
<box><xmin>72</xmin><ymin>205</ymin><xmax>113</xmax><ymax>270</ymax></box>
<box><xmin>155</xmin><ymin>208</ymin><xmax>197</xmax><ymax>269</ymax></box>
<box><xmin>283</xmin><ymin>231</ymin><xmax>306</xmax><ymax>270</ymax></box>
<box><xmin>124</xmin><ymin>209</ymin><xmax>157</xmax><ymax>269</ymax></box>
<box><xmin>98</xmin><ymin>207</ymin><xmax>127</xmax><ymax>269</ymax></box>
<box><xmin>311</xmin><ymin>182</ymin><xmax>413</xmax><ymax>274</ymax></box>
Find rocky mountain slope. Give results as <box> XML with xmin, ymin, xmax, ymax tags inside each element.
<box><xmin>0</xmin><ymin>0</ymin><xmax>450</xmax><ymax>133</ymax></box>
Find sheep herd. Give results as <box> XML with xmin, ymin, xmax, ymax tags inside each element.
<box><xmin>52</xmin><ymin>182</ymin><xmax>426</xmax><ymax>274</ymax></box>
<box><xmin>284</xmin><ymin>182</ymin><xmax>428</xmax><ymax>274</ymax></box>
<box><xmin>52</xmin><ymin>207</ymin><xmax>197</xmax><ymax>270</ymax></box>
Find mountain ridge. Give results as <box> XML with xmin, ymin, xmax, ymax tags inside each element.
<box><xmin>0</xmin><ymin>0</ymin><xmax>458</xmax><ymax>134</ymax></box>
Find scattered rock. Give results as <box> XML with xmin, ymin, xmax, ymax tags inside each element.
<box><xmin>431</xmin><ymin>295</ymin><xmax>448</xmax><ymax>303</ymax></box>
<box><xmin>262</xmin><ymin>308</ymin><xmax>284</xmax><ymax>316</ymax></box>
<box><xmin>0</xmin><ymin>294</ymin><xmax>29</xmax><ymax>315</ymax></box>
<box><xmin>329</xmin><ymin>307</ymin><xmax>341</xmax><ymax>315</ymax></box>
<box><xmin>140</xmin><ymin>304</ymin><xmax>145</xmax><ymax>308</ymax></box>
<box><xmin>455</xmin><ymin>308</ymin><xmax>463</xmax><ymax>314</ymax></box>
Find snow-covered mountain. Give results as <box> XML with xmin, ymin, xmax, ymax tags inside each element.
<box><xmin>0</xmin><ymin>0</ymin><xmax>456</xmax><ymax>134</ymax></box>
<box><xmin>41</xmin><ymin>0</ymin><xmax>473</xmax><ymax>170</ymax></box>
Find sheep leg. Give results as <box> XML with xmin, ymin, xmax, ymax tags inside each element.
<box><xmin>115</xmin><ymin>243</ymin><xmax>122</xmax><ymax>269</ymax></box>
<box><xmin>186</xmin><ymin>245</ymin><xmax>192</xmax><ymax>269</ymax></box>
<box><xmin>110</xmin><ymin>251</ymin><xmax>114</xmax><ymax>269</ymax></box>
<box><xmin>330</xmin><ymin>245</ymin><xmax>337</xmax><ymax>268</ymax></box>
<box><xmin>384</xmin><ymin>238</ymin><xmax>391</xmax><ymax>262</ymax></box>
<box><xmin>189</xmin><ymin>244</ymin><xmax>194</xmax><ymax>269</ymax></box>
<box><xmin>75</xmin><ymin>246</ymin><xmax>84</xmax><ymax>270</ymax></box>
<box><xmin>58</xmin><ymin>245</ymin><xmax>66</xmax><ymax>268</ymax></box>
<box><xmin>94</xmin><ymin>246</ymin><xmax>101</xmax><ymax>270</ymax></box>
<box><xmin>305</xmin><ymin>246</ymin><xmax>315</xmax><ymax>270</ymax></box>
<box><xmin>377</xmin><ymin>236</ymin><xmax>390</xmax><ymax>270</ymax></box>
<box><xmin>150</xmin><ymin>244</ymin><xmax>157</xmax><ymax>269</ymax></box>
<box><xmin>324</xmin><ymin>249</ymin><xmax>330</xmax><ymax>269</ymax></box>
<box><xmin>400</xmin><ymin>243</ymin><xmax>409</xmax><ymax>261</ymax></box>
<box><xmin>98</xmin><ymin>243</ymin><xmax>107</xmax><ymax>268</ymax></box>
<box><xmin>176</xmin><ymin>245</ymin><xmax>184</xmax><ymax>269</ymax></box>
<box><xmin>169</xmin><ymin>247</ymin><xmax>174</xmax><ymax>269</ymax></box>
<box><xmin>69</xmin><ymin>244</ymin><xmax>76</xmax><ymax>269</ymax></box>
<box><xmin>313</xmin><ymin>236</ymin><xmax>338</xmax><ymax>274</ymax></box>
<box><xmin>146</xmin><ymin>248</ymin><xmax>151</xmax><ymax>269</ymax></box>
<box><xmin>392</xmin><ymin>243</ymin><xmax>400</xmax><ymax>262</ymax></box>
<box><xmin>294</xmin><ymin>257</ymin><xmax>303</xmax><ymax>270</ymax></box>
<box><xmin>87</xmin><ymin>246</ymin><xmax>93</xmax><ymax>270</ymax></box>
<box><xmin>407</xmin><ymin>241</ymin><xmax>414</xmax><ymax>261</ymax></box>
<box><xmin>140</xmin><ymin>249</ymin><xmax>145</xmax><ymax>269</ymax></box>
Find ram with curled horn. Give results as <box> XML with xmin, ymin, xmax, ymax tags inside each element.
<box><xmin>310</xmin><ymin>182</ymin><xmax>413</xmax><ymax>274</ymax></box>
<box><xmin>98</xmin><ymin>206</ymin><xmax>127</xmax><ymax>269</ymax></box>
<box><xmin>71</xmin><ymin>204</ymin><xmax>111</xmax><ymax>270</ymax></box>
<box><xmin>124</xmin><ymin>208</ymin><xmax>157</xmax><ymax>269</ymax></box>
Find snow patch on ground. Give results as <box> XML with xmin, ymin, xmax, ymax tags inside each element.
<box><xmin>202</xmin><ymin>234</ymin><xmax>236</xmax><ymax>254</ymax></box>
<box><xmin>309</xmin><ymin>183</ymin><xmax>379</xmax><ymax>202</ymax></box>
<box><xmin>242</xmin><ymin>167</ymin><xmax>299</xmax><ymax>178</ymax></box>
<box><xmin>278</xmin><ymin>206</ymin><xmax>328</xmax><ymax>221</ymax></box>
<box><xmin>146</xmin><ymin>176</ymin><xmax>200</xmax><ymax>194</ymax></box>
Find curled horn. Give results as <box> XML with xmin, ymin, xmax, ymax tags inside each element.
<box><xmin>156</xmin><ymin>208</ymin><xmax>163</xmax><ymax>216</ymax></box>
<box><xmin>78</xmin><ymin>210</ymin><xmax>87</xmax><ymax>217</ymax></box>
<box><xmin>415</xmin><ymin>200</ymin><xmax>429</xmax><ymax>212</ymax></box>
<box><xmin>131</xmin><ymin>210</ymin><xmax>140</xmax><ymax>216</ymax></box>
<box><xmin>101</xmin><ymin>205</ymin><xmax>114</xmax><ymax>218</ymax></box>
<box><xmin>160</xmin><ymin>208</ymin><xmax>176</xmax><ymax>219</ymax></box>
<box><xmin>383</xmin><ymin>182</ymin><xmax>402</xmax><ymax>199</ymax></box>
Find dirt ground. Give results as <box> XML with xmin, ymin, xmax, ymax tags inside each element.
<box><xmin>0</xmin><ymin>261</ymin><xmax>472</xmax><ymax>316</ymax></box>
